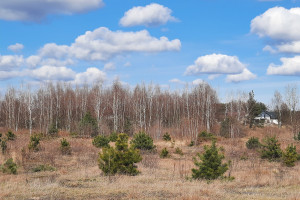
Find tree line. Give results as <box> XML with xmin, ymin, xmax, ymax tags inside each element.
<box><xmin>0</xmin><ymin>81</ymin><xmax>298</xmax><ymax>139</ymax></box>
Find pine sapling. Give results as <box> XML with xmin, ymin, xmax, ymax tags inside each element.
<box><xmin>192</xmin><ymin>141</ymin><xmax>228</xmax><ymax>180</ymax></box>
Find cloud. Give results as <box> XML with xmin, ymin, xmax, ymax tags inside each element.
<box><xmin>71</xmin><ymin>27</ymin><xmax>181</xmax><ymax>61</ymax></box>
<box><xmin>251</xmin><ymin>7</ymin><xmax>300</xmax><ymax>41</ymax></box>
<box><xmin>26</xmin><ymin>55</ymin><xmax>74</xmax><ymax>69</ymax></box>
<box><xmin>0</xmin><ymin>0</ymin><xmax>104</xmax><ymax>22</ymax></box>
<box><xmin>104</xmin><ymin>62</ymin><xmax>116</xmax><ymax>71</ymax></box>
<box><xmin>263</xmin><ymin>45</ymin><xmax>277</xmax><ymax>53</ymax></box>
<box><xmin>267</xmin><ymin>56</ymin><xmax>300</xmax><ymax>76</ymax></box>
<box><xmin>0</xmin><ymin>27</ymin><xmax>180</xmax><ymax>83</ymax></box>
<box><xmin>0</xmin><ymin>71</ymin><xmax>23</xmax><ymax>80</ymax></box>
<box><xmin>73</xmin><ymin>67</ymin><xmax>106</xmax><ymax>85</ymax></box>
<box><xmin>41</xmin><ymin>58</ymin><xmax>75</xmax><ymax>67</ymax></box>
<box><xmin>38</xmin><ymin>27</ymin><xmax>181</xmax><ymax>61</ymax></box>
<box><xmin>252</xmin><ymin>7</ymin><xmax>300</xmax><ymax>55</ymax></box>
<box><xmin>31</xmin><ymin>65</ymin><xmax>76</xmax><ymax>81</ymax></box>
<box><xmin>169</xmin><ymin>78</ymin><xmax>185</xmax><ymax>84</ymax></box>
<box><xmin>8</xmin><ymin>43</ymin><xmax>24</xmax><ymax>52</ymax></box>
<box><xmin>226</xmin><ymin>69</ymin><xmax>257</xmax><ymax>83</ymax></box>
<box><xmin>39</xmin><ymin>43</ymin><xmax>70</xmax><ymax>59</ymax></box>
<box><xmin>276</xmin><ymin>41</ymin><xmax>300</xmax><ymax>53</ymax></box>
<box><xmin>185</xmin><ymin>54</ymin><xmax>246</xmax><ymax>75</ymax></box>
<box><xmin>120</xmin><ymin>3</ymin><xmax>177</xmax><ymax>27</ymax></box>
<box><xmin>0</xmin><ymin>55</ymin><xmax>23</xmax><ymax>71</ymax></box>
<box><xmin>192</xmin><ymin>79</ymin><xmax>204</xmax><ymax>85</ymax></box>
<box><xmin>27</xmin><ymin>65</ymin><xmax>106</xmax><ymax>85</ymax></box>
<box><xmin>26</xmin><ymin>55</ymin><xmax>41</xmax><ymax>68</ymax></box>
<box><xmin>253</xmin><ymin>8</ymin><xmax>300</xmax><ymax>76</ymax></box>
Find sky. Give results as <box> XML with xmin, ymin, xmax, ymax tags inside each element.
<box><xmin>0</xmin><ymin>0</ymin><xmax>300</xmax><ymax>104</ymax></box>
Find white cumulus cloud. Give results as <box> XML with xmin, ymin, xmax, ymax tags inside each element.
<box><xmin>73</xmin><ymin>67</ymin><xmax>106</xmax><ymax>85</ymax></box>
<box><xmin>41</xmin><ymin>58</ymin><xmax>75</xmax><ymax>67</ymax></box>
<box><xmin>226</xmin><ymin>69</ymin><xmax>257</xmax><ymax>83</ymax></box>
<box><xmin>267</xmin><ymin>56</ymin><xmax>300</xmax><ymax>76</ymax></box>
<box><xmin>169</xmin><ymin>78</ymin><xmax>184</xmax><ymax>84</ymax></box>
<box><xmin>1</xmin><ymin>27</ymin><xmax>180</xmax><ymax>83</ymax></box>
<box><xmin>0</xmin><ymin>71</ymin><xmax>23</xmax><ymax>80</ymax></box>
<box><xmin>192</xmin><ymin>79</ymin><xmax>204</xmax><ymax>85</ymax></box>
<box><xmin>251</xmin><ymin>7</ymin><xmax>300</xmax><ymax>41</ymax></box>
<box><xmin>26</xmin><ymin>55</ymin><xmax>74</xmax><ymax>69</ymax></box>
<box><xmin>39</xmin><ymin>43</ymin><xmax>70</xmax><ymax>59</ymax></box>
<box><xmin>120</xmin><ymin>3</ymin><xmax>177</xmax><ymax>27</ymax></box>
<box><xmin>0</xmin><ymin>55</ymin><xmax>23</xmax><ymax>71</ymax></box>
<box><xmin>252</xmin><ymin>7</ymin><xmax>300</xmax><ymax>54</ymax></box>
<box><xmin>0</xmin><ymin>0</ymin><xmax>104</xmax><ymax>22</ymax></box>
<box><xmin>26</xmin><ymin>55</ymin><xmax>41</xmax><ymax>68</ymax></box>
<box><xmin>252</xmin><ymin>7</ymin><xmax>300</xmax><ymax>76</ymax></box>
<box><xmin>8</xmin><ymin>43</ymin><xmax>24</xmax><ymax>52</ymax></box>
<box><xmin>38</xmin><ymin>27</ymin><xmax>181</xmax><ymax>61</ymax></box>
<box><xmin>70</xmin><ymin>27</ymin><xmax>181</xmax><ymax>61</ymax></box>
<box><xmin>276</xmin><ymin>41</ymin><xmax>300</xmax><ymax>53</ymax></box>
<box><xmin>31</xmin><ymin>65</ymin><xmax>76</xmax><ymax>81</ymax></box>
<box><xmin>185</xmin><ymin>54</ymin><xmax>246</xmax><ymax>75</ymax></box>
<box><xmin>263</xmin><ymin>45</ymin><xmax>277</xmax><ymax>53</ymax></box>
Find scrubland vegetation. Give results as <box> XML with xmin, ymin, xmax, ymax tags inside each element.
<box><xmin>0</xmin><ymin>82</ymin><xmax>300</xmax><ymax>199</ymax></box>
<box><xmin>1</xmin><ymin>126</ymin><xmax>300</xmax><ymax>199</ymax></box>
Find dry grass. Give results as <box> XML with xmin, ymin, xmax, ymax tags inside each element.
<box><xmin>1</xmin><ymin>126</ymin><xmax>300</xmax><ymax>200</ymax></box>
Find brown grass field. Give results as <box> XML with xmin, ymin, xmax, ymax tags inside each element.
<box><xmin>1</xmin><ymin>126</ymin><xmax>300</xmax><ymax>200</ymax></box>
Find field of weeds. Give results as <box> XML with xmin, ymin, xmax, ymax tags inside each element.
<box><xmin>1</xmin><ymin>126</ymin><xmax>300</xmax><ymax>200</ymax></box>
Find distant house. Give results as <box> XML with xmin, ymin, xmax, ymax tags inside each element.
<box><xmin>254</xmin><ymin>111</ymin><xmax>278</xmax><ymax>125</ymax></box>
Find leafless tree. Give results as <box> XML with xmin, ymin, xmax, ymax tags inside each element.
<box><xmin>285</xmin><ymin>84</ymin><xmax>299</xmax><ymax>135</ymax></box>
<box><xmin>272</xmin><ymin>90</ymin><xmax>283</xmax><ymax>127</ymax></box>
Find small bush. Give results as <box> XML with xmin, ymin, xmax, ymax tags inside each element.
<box><xmin>240</xmin><ymin>155</ymin><xmax>248</xmax><ymax>161</ymax></box>
<box><xmin>283</xmin><ymin>144</ymin><xmax>299</xmax><ymax>167</ymax></box>
<box><xmin>188</xmin><ymin>141</ymin><xmax>195</xmax><ymax>147</ymax></box>
<box><xmin>246</xmin><ymin>137</ymin><xmax>261</xmax><ymax>149</ymax></box>
<box><xmin>48</xmin><ymin>123</ymin><xmax>58</xmax><ymax>137</ymax></box>
<box><xmin>197</xmin><ymin>131</ymin><xmax>215</xmax><ymax>144</ymax></box>
<box><xmin>1</xmin><ymin>158</ymin><xmax>17</xmax><ymax>174</ymax></box>
<box><xmin>175</xmin><ymin>147</ymin><xmax>183</xmax><ymax>155</ymax></box>
<box><xmin>79</xmin><ymin>112</ymin><xmax>98</xmax><ymax>137</ymax></box>
<box><xmin>98</xmin><ymin>146</ymin><xmax>117</xmax><ymax>175</ymax></box>
<box><xmin>109</xmin><ymin>132</ymin><xmax>118</xmax><ymax>142</ymax></box>
<box><xmin>294</xmin><ymin>132</ymin><xmax>300</xmax><ymax>141</ymax></box>
<box><xmin>192</xmin><ymin>141</ymin><xmax>228</xmax><ymax>180</ymax></box>
<box><xmin>60</xmin><ymin>138</ymin><xmax>71</xmax><ymax>155</ymax></box>
<box><xmin>160</xmin><ymin>148</ymin><xmax>169</xmax><ymax>158</ymax></box>
<box><xmin>240</xmin><ymin>153</ymin><xmax>248</xmax><ymax>161</ymax></box>
<box><xmin>1</xmin><ymin>139</ymin><xmax>7</xmax><ymax>154</ymax></box>
<box><xmin>69</xmin><ymin>132</ymin><xmax>78</xmax><ymax>138</ymax></box>
<box><xmin>260</xmin><ymin>136</ymin><xmax>282</xmax><ymax>161</ymax></box>
<box><xmin>28</xmin><ymin>134</ymin><xmax>41</xmax><ymax>152</ymax></box>
<box><xmin>6</xmin><ymin>131</ymin><xmax>15</xmax><ymax>141</ymax></box>
<box><xmin>162</xmin><ymin>132</ymin><xmax>171</xmax><ymax>141</ymax></box>
<box><xmin>220</xmin><ymin>118</ymin><xmax>231</xmax><ymax>138</ymax></box>
<box><xmin>92</xmin><ymin>135</ymin><xmax>110</xmax><ymax>148</ymax></box>
<box><xmin>98</xmin><ymin>133</ymin><xmax>142</xmax><ymax>176</ymax></box>
<box><xmin>32</xmin><ymin>164</ymin><xmax>56</xmax><ymax>172</ymax></box>
<box><xmin>131</xmin><ymin>132</ymin><xmax>155</xmax><ymax>151</ymax></box>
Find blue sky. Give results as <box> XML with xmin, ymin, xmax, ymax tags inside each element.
<box><xmin>1</xmin><ymin>0</ymin><xmax>300</xmax><ymax>104</ymax></box>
